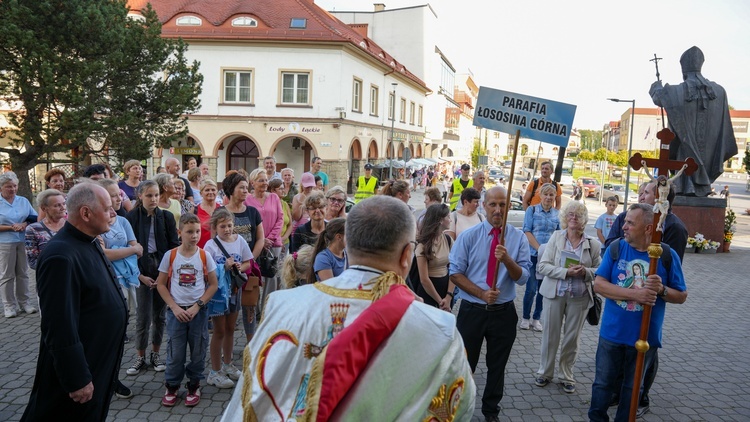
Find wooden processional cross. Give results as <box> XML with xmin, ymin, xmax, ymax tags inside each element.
<box><xmin>626</xmin><ymin>128</ymin><xmax>697</xmax><ymax>421</ymax></box>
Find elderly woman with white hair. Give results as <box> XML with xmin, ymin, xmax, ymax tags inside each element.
<box><xmin>535</xmin><ymin>200</ymin><xmax>601</xmax><ymax>394</ymax></box>
<box><xmin>0</xmin><ymin>172</ymin><xmax>39</xmax><ymax>317</ymax></box>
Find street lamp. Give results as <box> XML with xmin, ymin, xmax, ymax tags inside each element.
<box><xmin>389</xmin><ymin>82</ymin><xmax>397</xmax><ymax>180</ymax></box>
<box><xmin>608</xmin><ymin>98</ymin><xmax>635</xmax><ymax>212</ymax></box>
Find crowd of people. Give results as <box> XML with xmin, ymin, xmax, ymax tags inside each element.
<box><xmin>4</xmin><ymin>157</ymin><xmax>688</xmax><ymax>421</ymax></box>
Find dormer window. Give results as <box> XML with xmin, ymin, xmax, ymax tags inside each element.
<box><xmin>176</xmin><ymin>16</ymin><xmax>202</xmax><ymax>26</ymax></box>
<box><xmin>290</xmin><ymin>18</ymin><xmax>307</xmax><ymax>29</ymax></box>
<box><xmin>232</xmin><ymin>17</ymin><xmax>257</xmax><ymax>27</ymax></box>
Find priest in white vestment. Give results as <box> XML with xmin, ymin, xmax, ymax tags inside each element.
<box><xmin>222</xmin><ymin>195</ymin><xmax>475</xmax><ymax>421</ymax></box>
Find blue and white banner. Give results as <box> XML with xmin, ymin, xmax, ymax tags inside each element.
<box><xmin>473</xmin><ymin>87</ymin><xmax>577</xmax><ymax>148</ymax></box>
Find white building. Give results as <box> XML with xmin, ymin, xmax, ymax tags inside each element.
<box><xmin>330</xmin><ymin>4</ymin><xmax>467</xmax><ymax>161</ymax></box>
<box><xmin>127</xmin><ymin>0</ymin><xmax>430</xmax><ymax>190</ymax></box>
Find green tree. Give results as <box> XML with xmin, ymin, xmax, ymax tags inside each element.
<box><xmin>471</xmin><ymin>140</ymin><xmax>487</xmax><ymax>169</ymax></box>
<box><xmin>579</xmin><ymin>129</ymin><xmax>603</xmax><ymax>150</ymax></box>
<box><xmin>578</xmin><ymin>150</ymin><xmax>594</xmax><ymax>161</ymax></box>
<box><xmin>593</xmin><ymin>148</ymin><xmax>608</xmax><ymax>162</ymax></box>
<box><xmin>0</xmin><ymin>0</ymin><xmax>203</xmax><ymax>199</ymax></box>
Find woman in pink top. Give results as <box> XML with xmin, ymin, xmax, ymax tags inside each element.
<box><xmin>245</xmin><ymin>168</ymin><xmax>284</xmax><ymax>307</ymax></box>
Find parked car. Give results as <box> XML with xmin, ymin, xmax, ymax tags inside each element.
<box><xmin>577</xmin><ymin>177</ymin><xmax>600</xmax><ymax>197</ymax></box>
<box><xmin>488</xmin><ymin>167</ymin><xmax>506</xmax><ymax>184</ymax></box>
<box><xmin>598</xmin><ymin>183</ymin><xmax>638</xmax><ymax>204</ymax></box>
<box><xmin>507</xmin><ymin>198</ymin><xmax>525</xmax><ymax>228</ymax></box>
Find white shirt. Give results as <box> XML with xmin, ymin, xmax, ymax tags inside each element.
<box><xmin>158</xmin><ymin>248</ymin><xmax>217</xmax><ymax>306</ymax></box>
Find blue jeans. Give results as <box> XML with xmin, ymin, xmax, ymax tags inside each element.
<box><xmin>589</xmin><ymin>337</ymin><xmax>657</xmax><ymax>422</ymax></box>
<box><xmin>522</xmin><ymin>255</ymin><xmax>543</xmax><ymax>320</ymax></box>
<box><xmin>165</xmin><ymin>308</ymin><xmax>209</xmax><ymax>387</ymax></box>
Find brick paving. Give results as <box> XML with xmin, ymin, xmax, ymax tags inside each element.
<box><xmin>2</xmin><ymin>186</ymin><xmax>749</xmax><ymax>421</ymax></box>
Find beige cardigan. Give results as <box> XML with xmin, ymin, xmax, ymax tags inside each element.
<box><xmin>537</xmin><ymin>229</ymin><xmax>602</xmax><ymax>307</ymax></box>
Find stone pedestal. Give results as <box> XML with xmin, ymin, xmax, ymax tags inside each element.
<box><xmin>323</xmin><ymin>160</ymin><xmax>351</xmax><ymax>193</ymax></box>
<box><xmin>672</xmin><ymin>196</ymin><xmax>727</xmax><ymax>253</ymax></box>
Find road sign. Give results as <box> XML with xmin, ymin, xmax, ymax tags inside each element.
<box><xmin>473</xmin><ymin>87</ymin><xmax>577</xmax><ymax>148</ymax></box>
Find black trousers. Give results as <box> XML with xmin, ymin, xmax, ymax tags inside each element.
<box><xmin>456</xmin><ymin>300</ymin><xmax>518</xmax><ymax>417</ymax></box>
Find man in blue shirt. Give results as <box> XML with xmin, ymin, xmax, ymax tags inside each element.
<box><xmin>589</xmin><ymin>203</ymin><xmax>687</xmax><ymax>422</ymax></box>
<box><xmin>449</xmin><ymin>186</ymin><xmax>531</xmax><ymax>422</ymax></box>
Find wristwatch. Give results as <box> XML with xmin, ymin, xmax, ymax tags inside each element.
<box><xmin>196</xmin><ymin>299</ymin><xmax>206</xmax><ymax>308</ymax></box>
<box><xmin>659</xmin><ymin>286</ymin><xmax>668</xmax><ymax>298</ymax></box>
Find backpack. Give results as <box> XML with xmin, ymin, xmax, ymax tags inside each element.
<box><xmin>608</xmin><ymin>237</ymin><xmax>672</xmax><ymax>273</ymax></box>
<box><xmin>166</xmin><ymin>248</ymin><xmax>208</xmax><ymax>291</ymax></box>
<box><xmin>530</xmin><ymin>178</ymin><xmax>558</xmax><ymax>200</ymax></box>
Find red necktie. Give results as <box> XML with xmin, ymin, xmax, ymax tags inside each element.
<box><xmin>486</xmin><ymin>227</ymin><xmax>502</xmax><ymax>289</ymax></box>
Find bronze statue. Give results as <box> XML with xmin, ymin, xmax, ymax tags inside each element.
<box><xmin>649</xmin><ymin>46</ymin><xmax>738</xmax><ymax>197</ymax></box>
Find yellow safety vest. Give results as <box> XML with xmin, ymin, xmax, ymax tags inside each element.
<box><xmin>449</xmin><ymin>178</ymin><xmax>474</xmax><ymax>210</ymax></box>
<box><xmin>355</xmin><ymin>176</ymin><xmax>379</xmax><ymax>203</ymax></box>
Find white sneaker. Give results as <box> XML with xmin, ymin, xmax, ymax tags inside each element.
<box><xmin>22</xmin><ymin>304</ymin><xmax>37</xmax><ymax>314</ymax></box>
<box><xmin>221</xmin><ymin>363</ymin><xmax>242</xmax><ymax>381</ymax></box>
<box><xmin>531</xmin><ymin>319</ymin><xmax>543</xmax><ymax>332</ymax></box>
<box><xmin>207</xmin><ymin>370</ymin><xmax>235</xmax><ymax>388</ymax></box>
<box><xmin>4</xmin><ymin>306</ymin><xmax>17</xmax><ymax>318</ymax></box>
<box><xmin>519</xmin><ymin>319</ymin><xmax>530</xmax><ymax>330</ymax></box>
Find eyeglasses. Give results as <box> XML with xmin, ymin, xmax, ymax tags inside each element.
<box><xmin>403</xmin><ymin>240</ymin><xmax>417</xmax><ymax>252</ymax></box>
<box><xmin>328</xmin><ymin>198</ymin><xmax>345</xmax><ymax>204</ymax></box>
<box><xmin>307</xmin><ymin>207</ymin><xmax>326</xmax><ymax>212</ymax></box>
<box><xmin>567</xmin><ymin>212</ymin><xmax>580</xmax><ymax>219</ymax></box>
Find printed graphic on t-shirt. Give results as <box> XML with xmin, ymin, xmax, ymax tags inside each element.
<box><xmin>615</xmin><ymin>259</ymin><xmax>649</xmax><ymax>312</ymax></box>
<box><xmin>178</xmin><ymin>264</ymin><xmax>198</xmax><ymax>287</ymax></box>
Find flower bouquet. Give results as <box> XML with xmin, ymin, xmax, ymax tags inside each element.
<box><xmin>687</xmin><ymin>233</ymin><xmax>719</xmax><ymax>253</ymax></box>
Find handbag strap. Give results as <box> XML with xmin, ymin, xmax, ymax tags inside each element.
<box><xmin>213</xmin><ymin>236</ymin><xmax>233</xmax><ymax>260</ymax></box>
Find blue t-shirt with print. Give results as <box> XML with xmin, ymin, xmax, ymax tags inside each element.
<box><xmin>313</xmin><ymin>248</ymin><xmax>347</xmax><ymax>280</ymax></box>
<box><xmin>595</xmin><ymin>213</ymin><xmax>617</xmax><ymax>241</ymax></box>
<box><xmin>595</xmin><ymin>239</ymin><xmax>686</xmax><ymax>348</ymax></box>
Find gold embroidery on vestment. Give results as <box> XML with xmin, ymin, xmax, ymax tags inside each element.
<box><xmin>422</xmin><ymin>378</ymin><xmax>465</xmax><ymax>422</ymax></box>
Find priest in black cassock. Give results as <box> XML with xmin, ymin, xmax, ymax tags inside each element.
<box><xmin>21</xmin><ymin>183</ymin><xmax>128</xmax><ymax>421</ymax></box>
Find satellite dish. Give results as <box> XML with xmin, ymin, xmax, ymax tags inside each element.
<box><xmin>402</xmin><ymin>147</ymin><xmax>412</xmax><ymax>163</ymax></box>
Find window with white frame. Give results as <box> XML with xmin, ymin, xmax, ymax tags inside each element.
<box><xmin>388</xmin><ymin>92</ymin><xmax>395</xmax><ymax>120</ymax></box>
<box><xmin>223</xmin><ymin>70</ymin><xmax>253</xmax><ymax>103</ymax></box>
<box><xmin>409</xmin><ymin>102</ymin><xmax>415</xmax><ymax>125</ymax></box>
<box><xmin>352</xmin><ymin>78</ymin><xmax>363</xmax><ymax>112</ymax></box>
<box><xmin>232</xmin><ymin>17</ymin><xmax>257</xmax><ymax>27</ymax></box>
<box><xmin>281</xmin><ymin>71</ymin><xmax>310</xmax><ymax>105</ymax></box>
<box><xmin>176</xmin><ymin>16</ymin><xmax>201</xmax><ymax>26</ymax></box>
<box><xmin>370</xmin><ymin>85</ymin><xmax>379</xmax><ymax>116</ymax></box>
<box><xmin>400</xmin><ymin>98</ymin><xmax>406</xmax><ymax>123</ymax></box>
<box><xmin>418</xmin><ymin>105</ymin><xmax>423</xmax><ymax>127</ymax></box>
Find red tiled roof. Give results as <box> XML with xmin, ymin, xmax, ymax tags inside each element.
<box><xmin>730</xmin><ymin>110</ymin><xmax>750</xmax><ymax>118</ymax></box>
<box><xmin>127</xmin><ymin>0</ymin><xmax>428</xmax><ymax>91</ymax></box>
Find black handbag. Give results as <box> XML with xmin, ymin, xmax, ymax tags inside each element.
<box><xmin>257</xmin><ymin>248</ymin><xmax>279</xmax><ymax>278</ymax></box>
<box><xmin>213</xmin><ymin>237</ymin><xmax>247</xmax><ymax>292</ymax></box>
<box><xmin>587</xmin><ymin>293</ymin><xmax>602</xmax><ymax>326</ymax></box>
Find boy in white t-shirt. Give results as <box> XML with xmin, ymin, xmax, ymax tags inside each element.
<box><xmin>156</xmin><ymin>213</ymin><xmax>218</xmax><ymax>408</ymax></box>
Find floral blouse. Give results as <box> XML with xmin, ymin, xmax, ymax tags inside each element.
<box><xmin>25</xmin><ymin>222</ymin><xmax>59</xmax><ymax>270</ymax></box>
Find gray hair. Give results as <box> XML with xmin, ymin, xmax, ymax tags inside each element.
<box><xmin>281</xmin><ymin>168</ymin><xmax>294</xmax><ymax>176</ymax></box>
<box><xmin>66</xmin><ymin>182</ymin><xmax>101</xmax><ymax>218</ymax></box>
<box><xmin>152</xmin><ymin>173</ymin><xmax>173</xmax><ymax>195</ymax></box>
<box><xmin>36</xmin><ymin>189</ymin><xmax>64</xmax><ymax>208</ymax></box>
<box><xmin>560</xmin><ymin>200</ymin><xmax>589</xmax><ymax>234</ymax></box>
<box><xmin>325</xmin><ymin>185</ymin><xmax>346</xmax><ymax>199</ymax></box>
<box><xmin>346</xmin><ymin>195</ymin><xmax>415</xmax><ymax>260</ymax></box>
<box><xmin>629</xmin><ymin>203</ymin><xmax>654</xmax><ymax>224</ymax></box>
<box><xmin>0</xmin><ymin>171</ymin><xmax>18</xmax><ymax>187</ymax></box>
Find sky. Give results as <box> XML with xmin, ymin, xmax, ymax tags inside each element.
<box><xmin>317</xmin><ymin>0</ymin><xmax>750</xmax><ymax>130</ymax></box>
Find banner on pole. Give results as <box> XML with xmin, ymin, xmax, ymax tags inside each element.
<box><xmin>473</xmin><ymin>87</ymin><xmax>577</xmax><ymax>148</ymax></box>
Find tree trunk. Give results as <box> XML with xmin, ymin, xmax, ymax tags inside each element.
<box><xmin>10</xmin><ymin>155</ymin><xmax>37</xmax><ymax>203</ymax></box>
